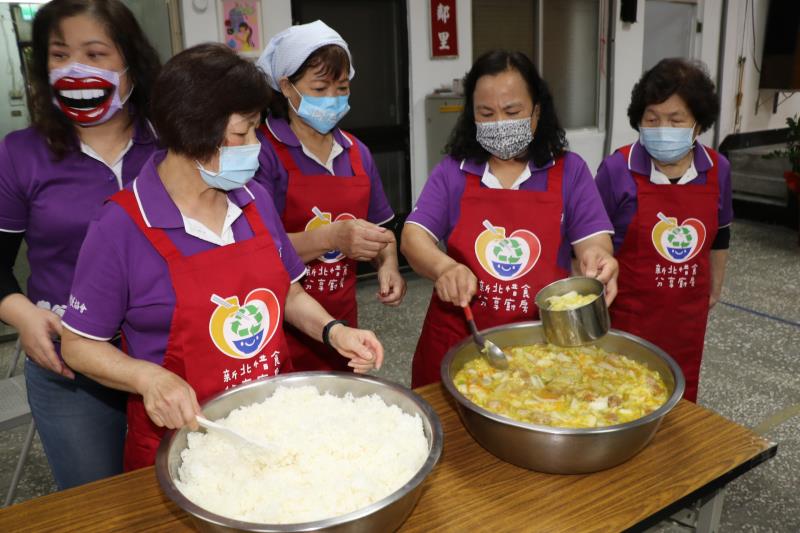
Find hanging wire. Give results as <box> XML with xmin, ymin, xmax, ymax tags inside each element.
<box><xmin>749</xmin><ymin>0</ymin><xmax>761</xmax><ymax>73</ymax></box>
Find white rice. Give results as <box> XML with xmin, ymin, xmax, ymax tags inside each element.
<box><xmin>175</xmin><ymin>385</ymin><xmax>429</xmax><ymax>524</ymax></box>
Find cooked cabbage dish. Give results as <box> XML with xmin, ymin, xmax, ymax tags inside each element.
<box><xmin>545</xmin><ymin>291</ymin><xmax>599</xmax><ymax>311</ymax></box>
<box><xmin>453</xmin><ymin>344</ymin><xmax>668</xmax><ymax>428</ymax></box>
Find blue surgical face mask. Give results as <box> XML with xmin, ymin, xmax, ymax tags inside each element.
<box><xmin>639</xmin><ymin>125</ymin><xmax>696</xmax><ymax>164</ymax></box>
<box><xmin>196</xmin><ymin>143</ymin><xmax>261</xmax><ymax>191</ymax></box>
<box><xmin>289</xmin><ymin>84</ymin><xmax>350</xmax><ymax>134</ymax></box>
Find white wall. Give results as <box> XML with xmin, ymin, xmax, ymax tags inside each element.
<box><xmin>0</xmin><ymin>5</ymin><xmax>29</xmax><ymax>139</ymax></box>
<box><xmin>408</xmin><ymin>0</ymin><xmax>473</xmax><ymax>201</ymax></box>
<box><xmin>607</xmin><ymin>0</ymin><xmax>646</xmax><ymax>153</ymax></box>
<box><xmin>715</xmin><ymin>0</ymin><xmax>800</xmax><ymax>143</ymax></box>
<box><xmin>609</xmin><ymin>0</ymin><xmax>800</xmax><ymax>150</ymax></box>
<box><xmin>180</xmin><ymin>0</ymin><xmax>292</xmax><ymax>49</ymax></box>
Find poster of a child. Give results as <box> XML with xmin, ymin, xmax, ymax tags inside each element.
<box><xmin>220</xmin><ymin>0</ymin><xmax>262</xmax><ymax>56</ymax></box>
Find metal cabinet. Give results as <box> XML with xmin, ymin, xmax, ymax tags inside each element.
<box><xmin>425</xmin><ymin>94</ymin><xmax>464</xmax><ymax>176</ymax></box>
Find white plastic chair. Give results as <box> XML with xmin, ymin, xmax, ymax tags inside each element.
<box><xmin>1</xmin><ymin>339</ymin><xmax>36</xmax><ymax>507</ymax></box>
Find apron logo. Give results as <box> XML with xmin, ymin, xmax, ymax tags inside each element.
<box><xmin>651</xmin><ymin>212</ymin><xmax>706</xmax><ymax>263</ymax></box>
<box><xmin>305</xmin><ymin>206</ymin><xmax>356</xmax><ymax>263</ymax></box>
<box><xmin>474</xmin><ymin>219</ymin><xmax>541</xmax><ymax>281</ymax></box>
<box><xmin>208</xmin><ymin>289</ymin><xmax>281</xmax><ymax>359</ymax></box>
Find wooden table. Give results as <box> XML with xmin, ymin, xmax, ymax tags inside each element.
<box><xmin>0</xmin><ymin>384</ymin><xmax>776</xmax><ymax>533</ymax></box>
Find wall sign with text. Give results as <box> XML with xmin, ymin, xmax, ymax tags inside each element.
<box><xmin>430</xmin><ymin>0</ymin><xmax>458</xmax><ymax>58</ymax></box>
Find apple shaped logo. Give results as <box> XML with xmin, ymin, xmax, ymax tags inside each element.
<box><xmin>305</xmin><ymin>206</ymin><xmax>356</xmax><ymax>263</ymax></box>
<box><xmin>651</xmin><ymin>212</ymin><xmax>706</xmax><ymax>263</ymax></box>
<box><xmin>208</xmin><ymin>288</ymin><xmax>281</xmax><ymax>359</ymax></box>
<box><xmin>474</xmin><ymin>219</ymin><xmax>541</xmax><ymax>281</ymax></box>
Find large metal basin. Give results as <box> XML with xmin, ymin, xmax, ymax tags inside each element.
<box><xmin>156</xmin><ymin>372</ymin><xmax>443</xmax><ymax>532</ymax></box>
<box><xmin>441</xmin><ymin>322</ymin><xmax>684</xmax><ymax>474</ymax></box>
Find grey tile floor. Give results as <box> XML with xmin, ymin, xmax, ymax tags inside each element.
<box><xmin>1</xmin><ymin>218</ymin><xmax>798</xmax><ymax>531</ymax></box>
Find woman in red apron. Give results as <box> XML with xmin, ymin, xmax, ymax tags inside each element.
<box><xmin>402</xmin><ymin>51</ymin><xmax>618</xmax><ymax>387</ymax></box>
<box><xmin>254</xmin><ymin>21</ymin><xmax>405</xmax><ymax>371</ymax></box>
<box><xmin>61</xmin><ymin>45</ymin><xmax>384</xmax><ymax>470</ymax></box>
<box><xmin>595</xmin><ymin>58</ymin><xmax>733</xmax><ymax>402</ymax></box>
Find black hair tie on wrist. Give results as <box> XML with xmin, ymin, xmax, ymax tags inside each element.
<box><xmin>322</xmin><ymin>319</ymin><xmax>349</xmax><ymax>348</ymax></box>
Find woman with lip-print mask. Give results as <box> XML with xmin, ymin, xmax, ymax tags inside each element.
<box><xmin>0</xmin><ymin>0</ymin><xmax>160</xmax><ymax>489</ymax></box>
<box><xmin>60</xmin><ymin>44</ymin><xmax>384</xmax><ymax>471</ymax></box>
<box><xmin>402</xmin><ymin>50</ymin><xmax>619</xmax><ymax>388</ymax></box>
<box><xmin>594</xmin><ymin>58</ymin><xmax>732</xmax><ymax>403</ymax></box>
<box><xmin>254</xmin><ymin>21</ymin><xmax>405</xmax><ymax>372</ymax></box>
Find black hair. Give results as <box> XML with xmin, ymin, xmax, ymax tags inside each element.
<box><xmin>151</xmin><ymin>43</ymin><xmax>271</xmax><ymax>160</ymax></box>
<box><xmin>446</xmin><ymin>50</ymin><xmax>567</xmax><ymax>167</ymax></box>
<box><xmin>628</xmin><ymin>58</ymin><xmax>719</xmax><ymax>133</ymax></box>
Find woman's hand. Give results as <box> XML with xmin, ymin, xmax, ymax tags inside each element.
<box><xmin>377</xmin><ymin>265</ymin><xmax>406</xmax><ymax>306</ymax></box>
<box><xmin>138</xmin><ymin>366</ymin><xmax>201</xmax><ymax>430</ymax></box>
<box><xmin>1</xmin><ymin>294</ymin><xmax>74</xmax><ymax>379</ymax></box>
<box><xmin>328</xmin><ymin>324</ymin><xmax>384</xmax><ymax>373</ymax></box>
<box><xmin>332</xmin><ymin>219</ymin><xmax>395</xmax><ymax>261</ymax></box>
<box><xmin>575</xmin><ymin>243</ymin><xmax>619</xmax><ymax>305</ymax></box>
<box><xmin>435</xmin><ymin>263</ymin><xmax>477</xmax><ymax>307</ymax></box>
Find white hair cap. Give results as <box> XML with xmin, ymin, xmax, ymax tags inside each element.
<box><xmin>256</xmin><ymin>20</ymin><xmax>355</xmax><ymax>91</ymax></box>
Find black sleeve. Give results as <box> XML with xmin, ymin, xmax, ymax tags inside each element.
<box><xmin>0</xmin><ymin>231</ymin><xmax>24</xmax><ymax>302</ymax></box>
<box><xmin>711</xmin><ymin>225</ymin><xmax>730</xmax><ymax>250</ymax></box>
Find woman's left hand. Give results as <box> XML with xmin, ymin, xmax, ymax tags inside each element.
<box><xmin>577</xmin><ymin>245</ymin><xmax>619</xmax><ymax>305</ymax></box>
<box><xmin>377</xmin><ymin>266</ymin><xmax>407</xmax><ymax>306</ymax></box>
<box><xmin>329</xmin><ymin>325</ymin><xmax>384</xmax><ymax>373</ymax></box>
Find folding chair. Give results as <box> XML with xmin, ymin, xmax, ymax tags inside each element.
<box><xmin>1</xmin><ymin>339</ymin><xmax>36</xmax><ymax>507</ymax></box>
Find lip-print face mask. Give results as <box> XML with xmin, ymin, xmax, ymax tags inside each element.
<box><xmin>49</xmin><ymin>63</ymin><xmax>132</xmax><ymax>126</ymax></box>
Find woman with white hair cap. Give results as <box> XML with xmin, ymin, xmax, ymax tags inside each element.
<box><xmin>255</xmin><ymin>20</ymin><xmax>405</xmax><ymax>372</ymax></box>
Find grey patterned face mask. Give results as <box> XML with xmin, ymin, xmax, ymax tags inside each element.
<box><xmin>475</xmin><ymin>117</ymin><xmax>533</xmax><ymax>160</ymax></box>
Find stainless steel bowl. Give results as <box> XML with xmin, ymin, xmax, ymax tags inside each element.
<box><xmin>535</xmin><ymin>276</ymin><xmax>610</xmax><ymax>346</ymax></box>
<box><xmin>440</xmin><ymin>322</ymin><xmax>684</xmax><ymax>474</ymax></box>
<box><xmin>155</xmin><ymin>372</ymin><xmax>443</xmax><ymax>532</ymax></box>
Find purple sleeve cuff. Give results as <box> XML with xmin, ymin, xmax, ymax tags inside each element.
<box><xmin>404</xmin><ymin>160</ymin><xmax>454</xmax><ymax>241</ymax></box>
<box><xmin>62</xmin><ymin>215</ymin><xmax>127</xmax><ymax>340</ymax></box>
<box><xmin>563</xmin><ymin>154</ymin><xmax>614</xmax><ymax>244</ymax></box>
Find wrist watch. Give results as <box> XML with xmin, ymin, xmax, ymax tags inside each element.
<box><xmin>322</xmin><ymin>319</ymin><xmax>349</xmax><ymax>348</ymax></box>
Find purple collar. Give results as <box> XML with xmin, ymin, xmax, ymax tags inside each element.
<box><xmin>131</xmin><ymin>150</ymin><xmax>256</xmax><ymax>229</ymax></box>
<box><xmin>627</xmin><ymin>140</ymin><xmax>714</xmax><ymax>176</ymax></box>
<box><xmin>459</xmin><ymin>156</ymin><xmax>555</xmax><ymax>176</ymax></box>
<box><xmin>264</xmin><ymin>116</ymin><xmax>353</xmax><ymax>149</ymax></box>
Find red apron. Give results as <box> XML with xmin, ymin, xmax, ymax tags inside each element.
<box><xmin>260</xmin><ymin>125</ymin><xmax>370</xmax><ymax>371</ymax></box>
<box><xmin>611</xmin><ymin>144</ymin><xmax>719</xmax><ymax>402</ymax></box>
<box><xmin>111</xmin><ymin>189</ymin><xmax>290</xmax><ymax>470</ymax></box>
<box><xmin>411</xmin><ymin>158</ymin><xmax>568</xmax><ymax>387</ymax></box>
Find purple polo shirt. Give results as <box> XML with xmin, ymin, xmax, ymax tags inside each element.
<box><xmin>595</xmin><ymin>142</ymin><xmax>733</xmax><ymax>251</ymax></box>
<box><xmin>255</xmin><ymin>116</ymin><xmax>394</xmax><ymax>225</ymax></box>
<box><xmin>0</xmin><ymin>121</ymin><xmax>157</xmax><ymax>317</ymax></box>
<box><xmin>62</xmin><ymin>151</ymin><xmax>306</xmax><ymax>365</ymax></box>
<box><xmin>406</xmin><ymin>152</ymin><xmax>614</xmax><ymax>271</ymax></box>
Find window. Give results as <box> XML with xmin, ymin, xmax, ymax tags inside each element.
<box><xmin>472</xmin><ymin>0</ymin><xmax>606</xmax><ymax>130</ymax></box>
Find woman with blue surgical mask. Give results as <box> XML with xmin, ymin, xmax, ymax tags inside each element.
<box><xmin>255</xmin><ymin>21</ymin><xmax>405</xmax><ymax>372</ymax></box>
<box><xmin>60</xmin><ymin>44</ymin><xmax>384</xmax><ymax>470</ymax></box>
<box><xmin>594</xmin><ymin>58</ymin><xmax>733</xmax><ymax>403</ymax></box>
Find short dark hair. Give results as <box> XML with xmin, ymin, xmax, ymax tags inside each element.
<box><xmin>445</xmin><ymin>50</ymin><xmax>567</xmax><ymax>168</ymax></box>
<box><xmin>151</xmin><ymin>43</ymin><xmax>271</xmax><ymax>160</ymax></box>
<box><xmin>627</xmin><ymin>58</ymin><xmax>719</xmax><ymax>133</ymax></box>
<box><xmin>267</xmin><ymin>44</ymin><xmax>351</xmax><ymax>120</ymax></box>
<box><xmin>30</xmin><ymin>0</ymin><xmax>161</xmax><ymax>159</ymax></box>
